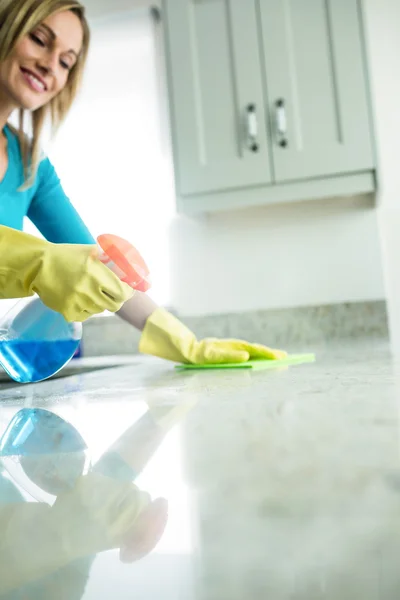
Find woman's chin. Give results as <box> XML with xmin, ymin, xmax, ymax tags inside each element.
<box><xmin>20</xmin><ymin>98</ymin><xmax>47</xmax><ymax>112</ymax></box>
<box><xmin>12</xmin><ymin>90</ymin><xmax>49</xmax><ymax>112</ymax></box>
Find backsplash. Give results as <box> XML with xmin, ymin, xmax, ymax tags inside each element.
<box><xmin>82</xmin><ymin>300</ymin><xmax>388</xmax><ymax>357</ymax></box>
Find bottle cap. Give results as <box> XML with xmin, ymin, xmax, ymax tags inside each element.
<box><xmin>97</xmin><ymin>234</ymin><xmax>151</xmax><ymax>292</ymax></box>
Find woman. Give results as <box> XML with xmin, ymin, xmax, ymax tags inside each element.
<box><xmin>0</xmin><ymin>0</ymin><xmax>285</xmax><ymax>365</ymax></box>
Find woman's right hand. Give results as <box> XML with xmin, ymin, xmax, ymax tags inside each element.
<box><xmin>0</xmin><ymin>226</ymin><xmax>133</xmax><ymax>322</ymax></box>
<box><xmin>35</xmin><ymin>242</ymin><xmax>134</xmax><ymax>321</ymax></box>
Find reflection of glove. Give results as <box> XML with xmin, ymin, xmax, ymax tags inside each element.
<box><xmin>139</xmin><ymin>308</ymin><xmax>287</xmax><ymax>364</ymax></box>
<box><xmin>0</xmin><ymin>226</ymin><xmax>133</xmax><ymax>322</ymax></box>
<box><xmin>0</xmin><ymin>474</ymin><xmax>153</xmax><ymax>595</ymax></box>
<box><xmin>50</xmin><ymin>473</ymin><xmax>151</xmax><ymax>556</ymax></box>
<box><xmin>146</xmin><ymin>397</ymin><xmax>199</xmax><ymax>431</ymax></box>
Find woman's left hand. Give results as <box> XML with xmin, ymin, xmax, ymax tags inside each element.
<box><xmin>139</xmin><ymin>308</ymin><xmax>287</xmax><ymax>365</ymax></box>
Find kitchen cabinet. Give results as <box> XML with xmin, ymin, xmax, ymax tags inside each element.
<box><xmin>259</xmin><ymin>0</ymin><xmax>374</xmax><ymax>182</ymax></box>
<box><xmin>164</xmin><ymin>0</ymin><xmax>273</xmax><ymax>196</ymax></box>
<box><xmin>163</xmin><ymin>0</ymin><xmax>375</xmax><ymax>213</ymax></box>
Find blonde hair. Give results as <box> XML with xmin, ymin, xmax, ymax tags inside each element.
<box><xmin>0</xmin><ymin>0</ymin><xmax>90</xmax><ymax>186</ymax></box>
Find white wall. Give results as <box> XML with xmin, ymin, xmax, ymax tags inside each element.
<box><xmin>169</xmin><ymin>195</ymin><xmax>384</xmax><ymax>315</ymax></box>
<box><xmin>362</xmin><ymin>0</ymin><xmax>400</xmax><ymax>353</ymax></box>
<box><xmin>80</xmin><ymin>0</ymin><xmax>387</xmax><ymax>318</ymax></box>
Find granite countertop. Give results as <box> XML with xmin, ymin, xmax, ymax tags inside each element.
<box><xmin>0</xmin><ymin>339</ymin><xmax>399</xmax><ymax>599</ymax></box>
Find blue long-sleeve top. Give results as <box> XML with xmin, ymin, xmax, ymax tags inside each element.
<box><xmin>0</xmin><ymin>125</ymin><xmax>95</xmax><ymax>244</ymax></box>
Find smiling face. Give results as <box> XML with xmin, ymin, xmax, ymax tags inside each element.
<box><xmin>0</xmin><ymin>9</ymin><xmax>83</xmax><ymax>112</ymax></box>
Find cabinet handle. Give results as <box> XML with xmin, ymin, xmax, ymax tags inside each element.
<box><xmin>245</xmin><ymin>104</ymin><xmax>259</xmax><ymax>153</ymax></box>
<box><xmin>275</xmin><ymin>98</ymin><xmax>288</xmax><ymax>148</ymax></box>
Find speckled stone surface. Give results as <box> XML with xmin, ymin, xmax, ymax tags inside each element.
<box><xmin>82</xmin><ymin>300</ymin><xmax>388</xmax><ymax>357</ymax></box>
<box><xmin>1</xmin><ymin>338</ymin><xmax>400</xmax><ymax>598</ymax></box>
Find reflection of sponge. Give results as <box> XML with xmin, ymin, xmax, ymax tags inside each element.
<box><xmin>175</xmin><ymin>353</ymin><xmax>315</xmax><ymax>371</ymax></box>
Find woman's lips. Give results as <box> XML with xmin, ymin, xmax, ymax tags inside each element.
<box><xmin>20</xmin><ymin>68</ymin><xmax>47</xmax><ymax>93</ymax></box>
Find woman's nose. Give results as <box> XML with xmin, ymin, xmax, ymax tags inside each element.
<box><xmin>37</xmin><ymin>52</ymin><xmax>57</xmax><ymax>76</ymax></box>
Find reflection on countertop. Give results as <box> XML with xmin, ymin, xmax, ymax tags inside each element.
<box><xmin>1</xmin><ymin>339</ymin><xmax>400</xmax><ymax>599</ymax></box>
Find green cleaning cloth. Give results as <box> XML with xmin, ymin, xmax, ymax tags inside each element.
<box><xmin>175</xmin><ymin>353</ymin><xmax>315</xmax><ymax>371</ymax></box>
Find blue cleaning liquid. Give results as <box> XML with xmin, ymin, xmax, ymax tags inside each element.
<box><xmin>0</xmin><ymin>339</ymin><xmax>79</xmax><ymax>383</ymax></box>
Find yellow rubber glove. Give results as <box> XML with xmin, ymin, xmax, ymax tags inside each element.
<box><xmin>139</xmin><ymin>308</ymin><xmax>287</xmax><ymax>364</ymax></box>
<box><xmin>0</xmin><ymin>226</ymin><xmax>134</xmax><ymax>322</ymax></box>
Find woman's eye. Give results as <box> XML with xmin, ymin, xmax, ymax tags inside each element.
<box><xmin>29</xmin><ymin>33</ymin><xmax>46</xmax><ymax>47</ymax></box>
<box><xmin>60</xmin><ymin>60</ymin><xmax>71</xmax><ymax>71</ymax></box>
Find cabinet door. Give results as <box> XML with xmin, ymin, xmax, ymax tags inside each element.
<box><xmin>259</xmin><ymin>0</ymin><xmax>374</xmax><ymax>182</ymax></box>
<box><xmin>165</xmin><ymin>0</ymin><xmax>272</xmax><ymax>196</ymax></box>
